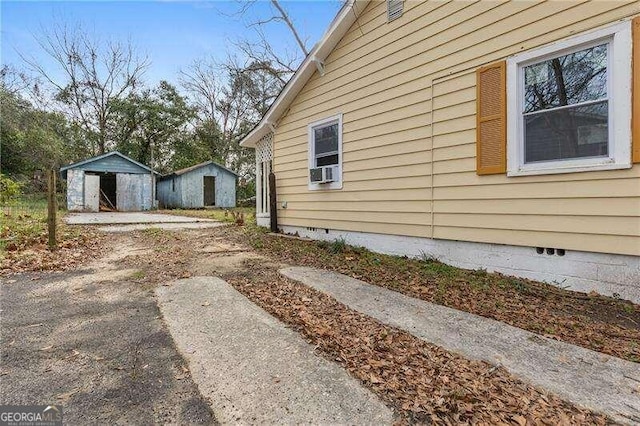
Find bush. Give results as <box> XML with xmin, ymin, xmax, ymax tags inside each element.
<box><xmin>0</xmin><ymin>174</ymin><xmax>21</xmax><ymax>203</ymax></box>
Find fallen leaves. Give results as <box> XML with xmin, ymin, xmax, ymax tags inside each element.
<box><xmin>78</xmin><ymin>223</ymin><xmax>627</xmax><ymax>423</ymax></box>
<box><xmin>229</xmin><ymin>227</ymin><xmax>640</xmax><ymax>363</ymax></box>
<box><xmin>223</xmin><ymin>262</ymin><xmax>611</xmax><ymax>425</ymax></box>
<box><xmin>1</xmin><ymin>221</ymin><xmax>104</xmax><ymax>275</ymax></box>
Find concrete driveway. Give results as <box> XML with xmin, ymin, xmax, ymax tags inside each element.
<box><xmin>65</xmin><ymin>212</ymin><xmax>215</xmax><ymax>225</ymax></box>
<box><xmin>65</xmin><ymin>212</ymin><xmax>225</xmax><ymax>232</ymax></box>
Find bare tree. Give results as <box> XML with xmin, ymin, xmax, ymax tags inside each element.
<box><xmin>0</xmin><ymin>65</ymin><xmax>32</xmax><ymax>96</ymax></box>
<box><xmin>20</xmin><ymin>22</ymin><xmax>149</xmax><ymax>155</ymax></box>
<box><xmin>179</xmin><ymin>56</ymin><xmax>280</xmax><ymax>178</ymax></box>
<box><xmin>179</xmin><ymin>59</ymin><xmax>222</xmax><ymax>124</ymax></box>
<box><xmin>230</xmin><ymin>0</ymin><xmax>312</xmax><ymax>84</ymax></box>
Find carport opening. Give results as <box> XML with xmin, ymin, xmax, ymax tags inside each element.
<box><xmin>100</xmin><ymin>173</ymin><xmax>117</xmax><ymax>211</ymax></box>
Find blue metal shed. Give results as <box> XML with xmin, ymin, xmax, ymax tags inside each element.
<box><xmin>60</xmin><ymin>151</ymin><xmax>157</xmax><ymax>212</ymax></box>
<box><xmin>157</xmin><ymin>161</ymin><xmax>238</xmax><ymax>209</ymax></box>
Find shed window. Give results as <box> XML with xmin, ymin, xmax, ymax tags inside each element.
<box><xmin>507</xmin><ymin>21</ymin><xmax>632</xmax><ymax>176</ymax></box>
<box><xmin>172</xmin><ymin>178</ymin><xmax>175</xmax><ymax>192</ymax></box>
<box><xmin>387</xmin><ymin>0</ymin><xmax>403</xmax><ymax>21</ymax></box>
<box><xmin>308</xmin><ymin>114</ymin><xmax>343</xmax><ymax>190</ymax></box>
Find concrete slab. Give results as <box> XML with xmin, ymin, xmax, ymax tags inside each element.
<box><xmin>156</xmin><ymin>277</ymin><xmax>394</xmax><ymax>425</ymax></box>
<box><xmin>281</xmin><ymin>266</ymin><xmax>640</xmax><ymax>425</ymax></box>
<box><xmin>98</xmin><ymin>222</ymin><xmax>225</xmax><ymax>233</ymax></box>
<box><xmin>65</xmin><ymin>212</ymin><xmax>215</xmax><ymax>225</ymax></box>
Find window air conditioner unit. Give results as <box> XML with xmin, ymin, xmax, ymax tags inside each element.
<box><xmin>309</xmin><ymin>166</ymin><xmax>337</xmax><ymax>184</ymax></box>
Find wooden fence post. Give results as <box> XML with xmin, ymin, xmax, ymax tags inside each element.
<box><xmin>268</xmin><ymin>171</ymin><xmax>278</xmax><ymax>233</ymax></box>
<box><xmin>47</xmin><ymin>169</ymin><xmax>57</xmax><ymax>250</ymax></box>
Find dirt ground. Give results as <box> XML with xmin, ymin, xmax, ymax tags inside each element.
<box><xmin>1</xmin><ymin>223</ymin><xmax>637</xmax><ymax>424</ymax></box>
<box><xmin>0</xmin><ymin>236</ymin><xmax>216</xmax><ymax>424</ymax></box>
<box><xmin>117</xmin><ymin>226</ymin><xmax>623</xmax><ymax>424</ymax></box>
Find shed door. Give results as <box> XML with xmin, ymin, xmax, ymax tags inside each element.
<box><xmin>203</xmin><ymin>176</ymin><xmax>216</xmax><ymax>206</ymax></box>
<box><xmin>84</xmin><ymin>174</ymin><xmax>100</xmax><ymax>212</ymax></box>
<box><xmin>116</xmin><ymin>173</ymin><xmax>144</xmax><ymax>211</ymax></box>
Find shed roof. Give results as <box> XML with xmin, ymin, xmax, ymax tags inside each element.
<box><xmin>59</xmin><ymin>151</ymin><xmax>157</xmax><ymax>179</ymax></box>
<box><xmin>239</xmin><ymin>0</ymin><xmax>370</xmax><ymax>148</ymax></box>
<box><xmin>158</xmin><ymin>160</ymin><xmax>239</xmax><ymax>182</ymax></box>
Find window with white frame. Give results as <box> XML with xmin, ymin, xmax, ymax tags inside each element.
<box><xmin>507</xmin><ymin>21</ymin><xmax>632</xmax><ymax>176</ymax></box>
<box><xmin>308</xmin><ymin>114</ymin><xmax>343</xmax><ymax>190</ymax></box>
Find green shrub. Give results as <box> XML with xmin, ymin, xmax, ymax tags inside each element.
<box><xmin>0</xmin><ymin>174</ymin><xmax>21</xmax><ymax>203</ymax></box>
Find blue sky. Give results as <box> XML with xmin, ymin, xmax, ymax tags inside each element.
<box><xmin>1</xmin><ymin>1</ymin><xmax>342</xmax><ymax>87</ymax></box>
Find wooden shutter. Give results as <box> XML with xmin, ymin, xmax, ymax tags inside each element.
<box><xmin>633</xmin><ymin>17</ymin><xmax>640</xmax><ymax>163</ymax></box>
<box><xmin>476</xmin><ymin>61</ymin><xmax>507</xmax><ymax>175</ymax></box>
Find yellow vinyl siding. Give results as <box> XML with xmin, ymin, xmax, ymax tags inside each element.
<box><xmin>281</xmin><ymin>187</ymin><xmax>432</xmax><ymax>202</ymax></box>
<box><xmin>278</xmin><ymin>175</ymin><xmax>433</xmax><ymax>194</ymax></box>
<box><xmin>271</xmin><ymin>0</ymin><xmax>640</xmax><ymax>256</ymax></box>
<box><xmin>434</xmin><ymin>198</ymin><xmax>640</xmax><ymax>217</ymax></box>
<box><xmin>282</xmin><ymin>218</ymin><xmax>432</xmax><ymax>238</ymax></box>
<box><xmin>290</xmin><ymin>200</ymin><xmax>431</xmax><ymax>213</ymax></box>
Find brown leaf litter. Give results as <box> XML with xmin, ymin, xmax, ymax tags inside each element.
<box><xmin>223</xmin><ymin>260</ymin><xmax>614</xmax><ymax>425</ymax></box>
<box><xmin>225</xmin><ymin>226</ymin><xmax>640</xmax><ymax>363</ymax></box>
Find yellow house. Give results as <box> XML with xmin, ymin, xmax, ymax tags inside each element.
<box><xmin>240</xmin><ymin>0</ymin><xmax>640</xmax><ymax>302</ymax></box>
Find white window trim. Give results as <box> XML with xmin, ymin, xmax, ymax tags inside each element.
<box><xmin>506</xmin><ymin>21</ymin><xmax>632</xmax><ymax>177</ymax></box>
<box><xmin>307</xmin><ymin>114</ymin><xmax>343</xmax><ymax>191</ymax></box>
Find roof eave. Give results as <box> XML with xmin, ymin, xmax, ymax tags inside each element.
<box><xmin>239</xmin><ymin>0</ymin><xmax>368</xmax><ymax>148</ymax></box>
<box><xmin>59</xmin><ymin>151</ymin><xmax>158</xmax><ymax>179</ymax></box>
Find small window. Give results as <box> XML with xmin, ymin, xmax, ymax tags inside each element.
<box><xmin>387</xmin><ymin>0</ymin><xmax>403</xmax><ymax>22</ymax></box>
<box><xmin>507</xmin><ymin>21</ymin><xmax>632</xmax><ymax>176</ymax></box>
<box><xmin>308</xmin><ymin>114</ymin><xmax>343</xmax><ymax>190</ymax></box>
<box><xmin>172</xmin><ymin>178</ymin><xmax>175</xmax><ymax>192</ymax></box>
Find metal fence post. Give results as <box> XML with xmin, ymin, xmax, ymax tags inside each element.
<box><xmin>47</xmin><ymin>169</ymin><xmax>57</xmax><ymax>250</ymax></box>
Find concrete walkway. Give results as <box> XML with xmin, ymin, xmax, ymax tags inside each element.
<box><xmin>156</xmin><ymin>277</ymin><xmax>394</xmax><ymax>425</ymax></box>
<box><xmin>98</xmin><ymin>222</ymin><xmax>225</xmax><ymax>233</ymax></box>
<box><xmin>65</xmin><ymin>212</ymin><xmax>215</xmax><ymax>225</ymax></box>
<box><xmin>281</xmin><ymin>266</ymin><xmax>640</xmax><ymax>425</ymax></box>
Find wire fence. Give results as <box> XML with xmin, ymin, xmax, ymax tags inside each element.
<box><xmin>1</xmin><ymin>193</ymin><xmax>65</xmax><ymax>218</ymax></box>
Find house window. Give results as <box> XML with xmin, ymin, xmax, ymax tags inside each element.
<box><xmin>387</xmin><ymin>0</ymin><xmax>403</xmax><ymax>22</ymax></box>
<box><xmin>507</xmin><ymin>21</ymin><xmax>632</xmax><ymax>176</ymax></box>
<box><xmin>308</xmin><ymin>114</ymin><xmax>343</xmax><ymax>190</ymax></box>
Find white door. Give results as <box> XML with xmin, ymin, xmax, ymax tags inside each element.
<box><xmin>84</xmin><ymin>174</ymin><xmax>100</xmax><ymax>212</ymax></box>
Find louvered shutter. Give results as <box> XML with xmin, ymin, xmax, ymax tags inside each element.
<box><xmin>476</xmin><ymin>61</ymin><xmax>507</xmax><ymax>175</ymax></box>
<box><xmin>387</xmin><ymin>0</ymin><xmax>403</xmax><ymax>21</ymax></box>
<box><xmin>633</xmin><ymin>17</ymin><xmax>640</xmax><ymax>163</ymax></box>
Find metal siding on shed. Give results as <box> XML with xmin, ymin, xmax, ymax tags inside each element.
<box><xmin>157</xmin><ymin>179</ymin><xmax>182</xmax><ymax>208</ymax></box>
<box><xmin>75</xmin><ymin>155</ymin><xmax>150</xmax><ymax>175</ymax></box>
<box><xmin>66</xmin><ymin>169</ymin><xmax>85</xmax><ymax>211</ymax></box>
<box><xmin>156</xmin><ymin>163</ymin><xmax>237</xmax><ymax>209</ymax></box>
<box><xmin>84</xmin><ymin>174</ymin><xmax>100</xmax><ymax>212</ymax></box>
<box><xmin>116</xmin><ymin>173</ymin><xmax>154</xmax><ymax>211</ymax></box>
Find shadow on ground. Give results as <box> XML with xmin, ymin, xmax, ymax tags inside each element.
<box><xmin>0</xmin><ymin>239</ymin><xmax>216</xmax><ymax>424</ymax></box>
